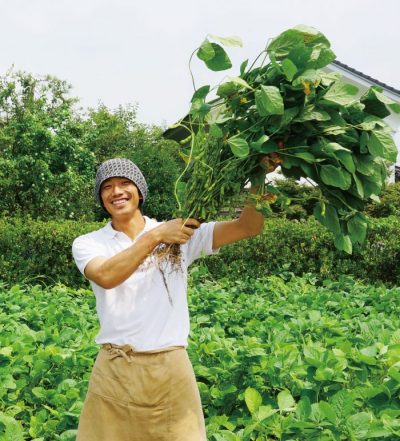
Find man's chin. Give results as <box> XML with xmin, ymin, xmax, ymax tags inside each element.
<box><xmin>108</xmin><ymin>206</ymin><xmax>140</xmax><ymax>218</ymax></box>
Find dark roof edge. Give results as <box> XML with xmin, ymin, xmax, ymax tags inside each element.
<box><xmin>332</xmin><ymin>60</ymin><xmax>400</xmax><ymax>97</ymax></box>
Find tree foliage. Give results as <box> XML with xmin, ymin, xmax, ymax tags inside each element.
<box><xmin>0</xmin><ymin>69</ymin><xmax>182</xmax><ymax>221</ymax></box>
<box><xmin>0</xmin><ymin>70</ymin><xmax>96</xmax><ymax>220</ymax></box>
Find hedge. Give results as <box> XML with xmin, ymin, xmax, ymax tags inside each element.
<box><xmin>205</xmin><ymin>216</ymin><xmax>400</xmax><ymax>284</ymax></box>
<box><xmin>271</xmin><ymin>180</ymin><xmax>400</xmax><ymax>220</ymax></box>
<box><xmin>0</xmin><ymin>216</ymin><xmax>399</xmax><ymax>287</ymax></box>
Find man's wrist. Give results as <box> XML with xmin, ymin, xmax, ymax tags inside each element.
<box><xmin>143</xmin><ymin>228</ymin><xmax>162</xmax><ymax>250</ymax></box>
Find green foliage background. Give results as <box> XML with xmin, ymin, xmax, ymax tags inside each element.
<box><xmin>1</xmin><ymin>214</ymin><xmax>400</xmax><ymax>288</ymax></box>
<box><xmin>0</xmin><ymin>70</ymin><xmax>182</xmax><ymax>221</ymax></box>
<box><xmin>1</xmin><ymin>39</ymin><xmax>400</xmax><ymax>440</ymax></box>
<box><xmin>2</xmin><ymin>275</ymin><xmax>400</xmax><ymax>440</ymax></box>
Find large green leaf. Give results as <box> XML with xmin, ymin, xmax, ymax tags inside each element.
<box><xmin>322</xmin><ymin>142</ymin><xmax>355</xmax><ymax>173</ymax></box>
<box><xmin>359</xmin><ymin>115</ymin><xmax>387</xmax><ymax>131</ymax></box>
<box><xmin>336</xmin><ymin>151</ymin><xmax>356</xmax><ymax>173</ymax></box>
<box><xmin>255</xmin><ymin>85</ymin><xmax>284</xmax><ymax>116</ymax></box>
<box><xmin>258</xmin><ymin>139</ymin><xmax>278</xmax><ymax>154</ymax></box>
<box><xmin>197</xmin><ymin>42</ymin><xmax>232</xmax><ymax>71</ymax></box>
<box><xmin>314</xmin><ymin>203</ymin><xmax>341</xmax><ymax>235</ymax></box>
<box><xmin>280</xmin><ymin>107</ymin><xmax>299</xmax><ymax>128</ymax></box>
<box><xmin>60</xmin><ymin>430</ymin><xmax>79</xmax><ymax>441</ymax></box>
<box><xmin>308</xmin><ymin>43</ymin><xmax>336</xmax><ymax>69</ymax></box>
<box><xmin>217</xmin><ymin>82</ymin><xmax>239</xmax><ymax>98</ymax></box>
<box><xmin>191</xmin><ymin>85</ymin><xmax>210</xmax><ymax>102</ymax></box>
<box><xmin>217</xmin><ymin>77</ymin><xmax>252</xmax><ymax>98</ymax></box>
<box><xmin>354</xmin><ymin>155</ymin><xmax>375</xmax><ymax>176</ymax></box>
<box><xmin>267</xmin><ymin>25</ymin><xmax>331</xmax><ymax>59</ymax></box>
<box><xmin>294</xmin><ymin>105</ymin><xmax>331</xmax><ymax>122</ymax></box>
<box><xmin>296</xmin><ymin>397</ymin><xmax>312</xmax><ymax>420</ymax></box>
<box><xmin>190</xmin><ymin>99</ymin><xmax>211</xmax><ymax>119</ymax></box>
<box><xmin>361</xmin><ymin>86</ymin><xmax>400</xmax><ymax>118</ymax></box>
<box><xmin>292</xmin><ymin>151</ymin><xmax>315</xmax><ymax>163</ymax></box>
<box><xmin>208</xmin><ymin>34</ymin><xmax>243</xmax><ymax>47</ymax></box>
<box><xmin>245</xmin><ymin>387</ymin><xmax>262</xmax><ymax>415</ymax></box>
<box><xmin>266</xmin><ymin>29</ymin><xmax>304</xmax><ymax>58</ymax></box>
<box><xmin>320</xmin><ymin>165</ymin><xmax>352</xmax><ymax>190</ymax></box>
<box><xmin>257</xmin><ymin>405</ymin><xmax>279</xmax><ymax>421</ymax></box>
<box><xmin>368</xmin><ymin>129</ymin><xmax>398</xmax><ymax>162</ymax></box>
<box><xmin>318</xmin><ymin>401</ymin><xmax>337</xmax><ymax>424</ymax></box>
<box><xmin>0</xmin><ymin>413</ymin><xmax>24</xmax><ymax>441</ymax></box>
<box><xmin>352</xmin><ymin>173</ymin><xmax>365</xmax><ymax>198</ymax></box>
<box><xmin>197</xmin><ymin>39</ymin><xmax>215</xmax><ymax>61</ymax></box>
<box><xmin>348</xmin><ymin>213</ymin><xmax>368</xmax><ymax>244</ymax></box>
<box><xmin>209</xmin><ymin>124</ymin><xmax>223</xmax><ymax>139</ymax></box>
<box><xmin>363</xmin><ymin>178</ymin><xmax>382</xmax><ymax>199</ymax></box>
<box><xmin>292</xmin><ymin>69</ymin><xmax>320</xmax><ymax>87</ymax></box>
<box><xmin>277</xmin><ymin>389</ymin><xmax>296</xmax><ymax>412</ymax></box>
<box><xmin>346</xmin><ymin>412</ymin><xmax>371</xmax><ymax>439</ymax></box>
<box><xmin>282</xmin><ymin>58</ymin><xmax>297</xmax><ymax>81</ymax></box>
<box><xmin>250</xmin><ymin>134</ymin><xmax>269</xmax><ymax>152</ymax></box>
<box><xmin>321</xmin><ymin>81</ymin><xmax>359</xmax><ymax>106</ymax></box>
<box><xmin>227</xmin><ymin>136</ymin><xmax>249</xmax><ymax>158</ymax></box>
<box><xmin>334</xmin><ymin>233</ymin><xmax>352</xmax><ymax>254</ymax></box>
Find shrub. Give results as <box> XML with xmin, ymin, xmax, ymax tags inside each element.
<box><xmin>365</xmin><ymin>181</ymin><xmax>400</xmax><ymax>218</ymax></box>
<box><xmin>205</xmin><ymin>215</ymin><xmax>400</xmax><ymax>284</ymax></box>
<box><xmin>1</xmin><ymin>216</ymin><xmax>400</xmax><ymax>288</ymax></box>
<box><xmin>271</xmin><ymin>179</ymin><xmax>400</xmax><ymax>220</ymax></box>
<box><xmin>0</xmin><ymin>218</ymin><xmax>100</xmax><ymax>287</ymax></box>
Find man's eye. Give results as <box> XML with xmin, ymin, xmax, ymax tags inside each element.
<box><xmin>103</xmin><ymin>185</ymin><xmax>112</xmax><ymax>190</ymax></box>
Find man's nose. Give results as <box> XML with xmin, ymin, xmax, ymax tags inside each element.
<box><xmin>111</xmin><ymin>185</ymin><xmax>124</xmax><ymax>195</ymax></box>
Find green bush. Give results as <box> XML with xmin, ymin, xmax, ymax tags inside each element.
<box><xmin>205</xmin><ymin>216</ymin><xmax>400</xmax><ymax>284</ymax></box>
<box><xmin>1</xmin><ymin>216</ymin><xmax>400</xmax><ymax>287</ymax></box>
<box><xmin>365</xmin><ymin>181</ymin><xmax>400</xmax><ymax>217</ymax></box>
<box><xmin>271</xmin><ymin>179</ymin><xmax>400</xmax><ymax>220</ymax></box>
<box><xmin>0</xmin><ymin>218</ymin><xmax>101</xmax><ymax>287</ymax></box>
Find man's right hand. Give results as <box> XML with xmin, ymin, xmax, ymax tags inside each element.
<box><xmin>152</xmin><ymin>218</ymin><xmax>200</xmax><ymax>245</ymax></box>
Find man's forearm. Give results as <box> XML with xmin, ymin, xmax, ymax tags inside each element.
<box><xmin>93</xmin><ymin>230</ymin><xmax>161</xmax><ymax>289</ymax></box>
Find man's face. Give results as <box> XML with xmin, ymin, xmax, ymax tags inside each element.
<box><xmin>100</xmin><ymin>177</ymin><xmax>142</xmax><ymax>217</ymax></box>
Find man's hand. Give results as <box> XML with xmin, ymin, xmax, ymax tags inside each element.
<box><xmin>153</xmin><ymin>218</ymin><xmax>200</xmax><ymax>245</ymax></box>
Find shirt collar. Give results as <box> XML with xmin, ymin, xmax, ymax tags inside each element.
<box><xmin>101</xmin><ymin>216</ymin><xmax>159</xmax><ymax>240</ymax></box>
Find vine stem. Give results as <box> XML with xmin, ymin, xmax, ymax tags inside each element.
<box><xmin>188</xmin><ymin>48</ymin><xmax>199</xmax><ymax>91</ymax></box>
<box><xmin>173</xmin><ymin>122</ymin><xmax>197</xmax><ymax>214</ymax></box>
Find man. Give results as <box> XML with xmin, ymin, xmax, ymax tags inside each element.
<box><xmin>72</xmin><ymin>157</ymin><xmax>265</xmax><ymax>441</ymax></box>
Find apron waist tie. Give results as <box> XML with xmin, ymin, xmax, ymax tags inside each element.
<box><xmin>102</xmin><ymin>343</ymin><xmax>184</xmax><ymax>363</ymax></box>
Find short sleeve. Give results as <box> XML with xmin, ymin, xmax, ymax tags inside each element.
<box><xmin>183</xmin><ymin>222</ymin><xmax>220</xmax><ymax>267</ymax></box>
<box><xmin>72</xmin><ymin>234</ymin><xmax>108</xmax><ymax>277</ymax></box>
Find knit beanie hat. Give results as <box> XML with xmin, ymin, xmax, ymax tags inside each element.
<box><xmin>94</xmin><ymin>158</ymin><xmax>148</xmax><ymax>206</ymax></box>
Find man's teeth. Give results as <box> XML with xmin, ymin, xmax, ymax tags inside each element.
<box><xmin>112</xmin><ymin>199</ymin><xmax>127</xmax><ymax>205</ymax></box>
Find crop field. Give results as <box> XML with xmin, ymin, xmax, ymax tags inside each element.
<box><xmin>1</xmin><ymin>272</ymin><xmax>400</xmax><ymax>440</ymax></box>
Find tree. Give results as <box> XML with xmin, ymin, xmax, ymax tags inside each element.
<box><xmin>0</xmin><ymin>69</ymin><xmax>96</xmax><ymax>220</ymax></box>
<box><xmin>0</xmin><ymin>70</ymin><xmax>183</xmax><ymax>221</ymax></box>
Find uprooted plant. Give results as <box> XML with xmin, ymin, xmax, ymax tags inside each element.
<box><xmin>170</xmin><ymin>25</ymin><xmax>399</xmax><ymax>255</ymax></box>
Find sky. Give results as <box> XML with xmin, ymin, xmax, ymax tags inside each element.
<box><xmin>1</xmin><ymin>0</ymin><xmax>399</xmax><ymax>127</ymax></box>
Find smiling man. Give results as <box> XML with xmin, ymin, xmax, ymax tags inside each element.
<box><xmin>72</xmin><ymin>157</ymin><xmax>264</xmax><ymax>441</ymax></box>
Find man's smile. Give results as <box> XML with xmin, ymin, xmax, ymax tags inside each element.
<box><xmin>111</xmin><ymin>197</ymin><xmax>130</xmax><ymax>206</ymax></box>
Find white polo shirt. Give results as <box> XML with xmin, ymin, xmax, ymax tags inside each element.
<box><xmin>72</xmin><ymin>216</ymin><xmax>218</xmax><ymax>351</ymax></box>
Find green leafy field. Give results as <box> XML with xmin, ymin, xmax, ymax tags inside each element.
<box><xmin>1</xmin><ymin>273</ymin><xmax>400</xmax><ymax>440</ymax></box>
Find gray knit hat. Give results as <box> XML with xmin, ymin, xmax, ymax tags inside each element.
<box><xmin>95</xmin><ymin>158</ymin><xmax>148</xmax><ymax>206</ymax></box>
